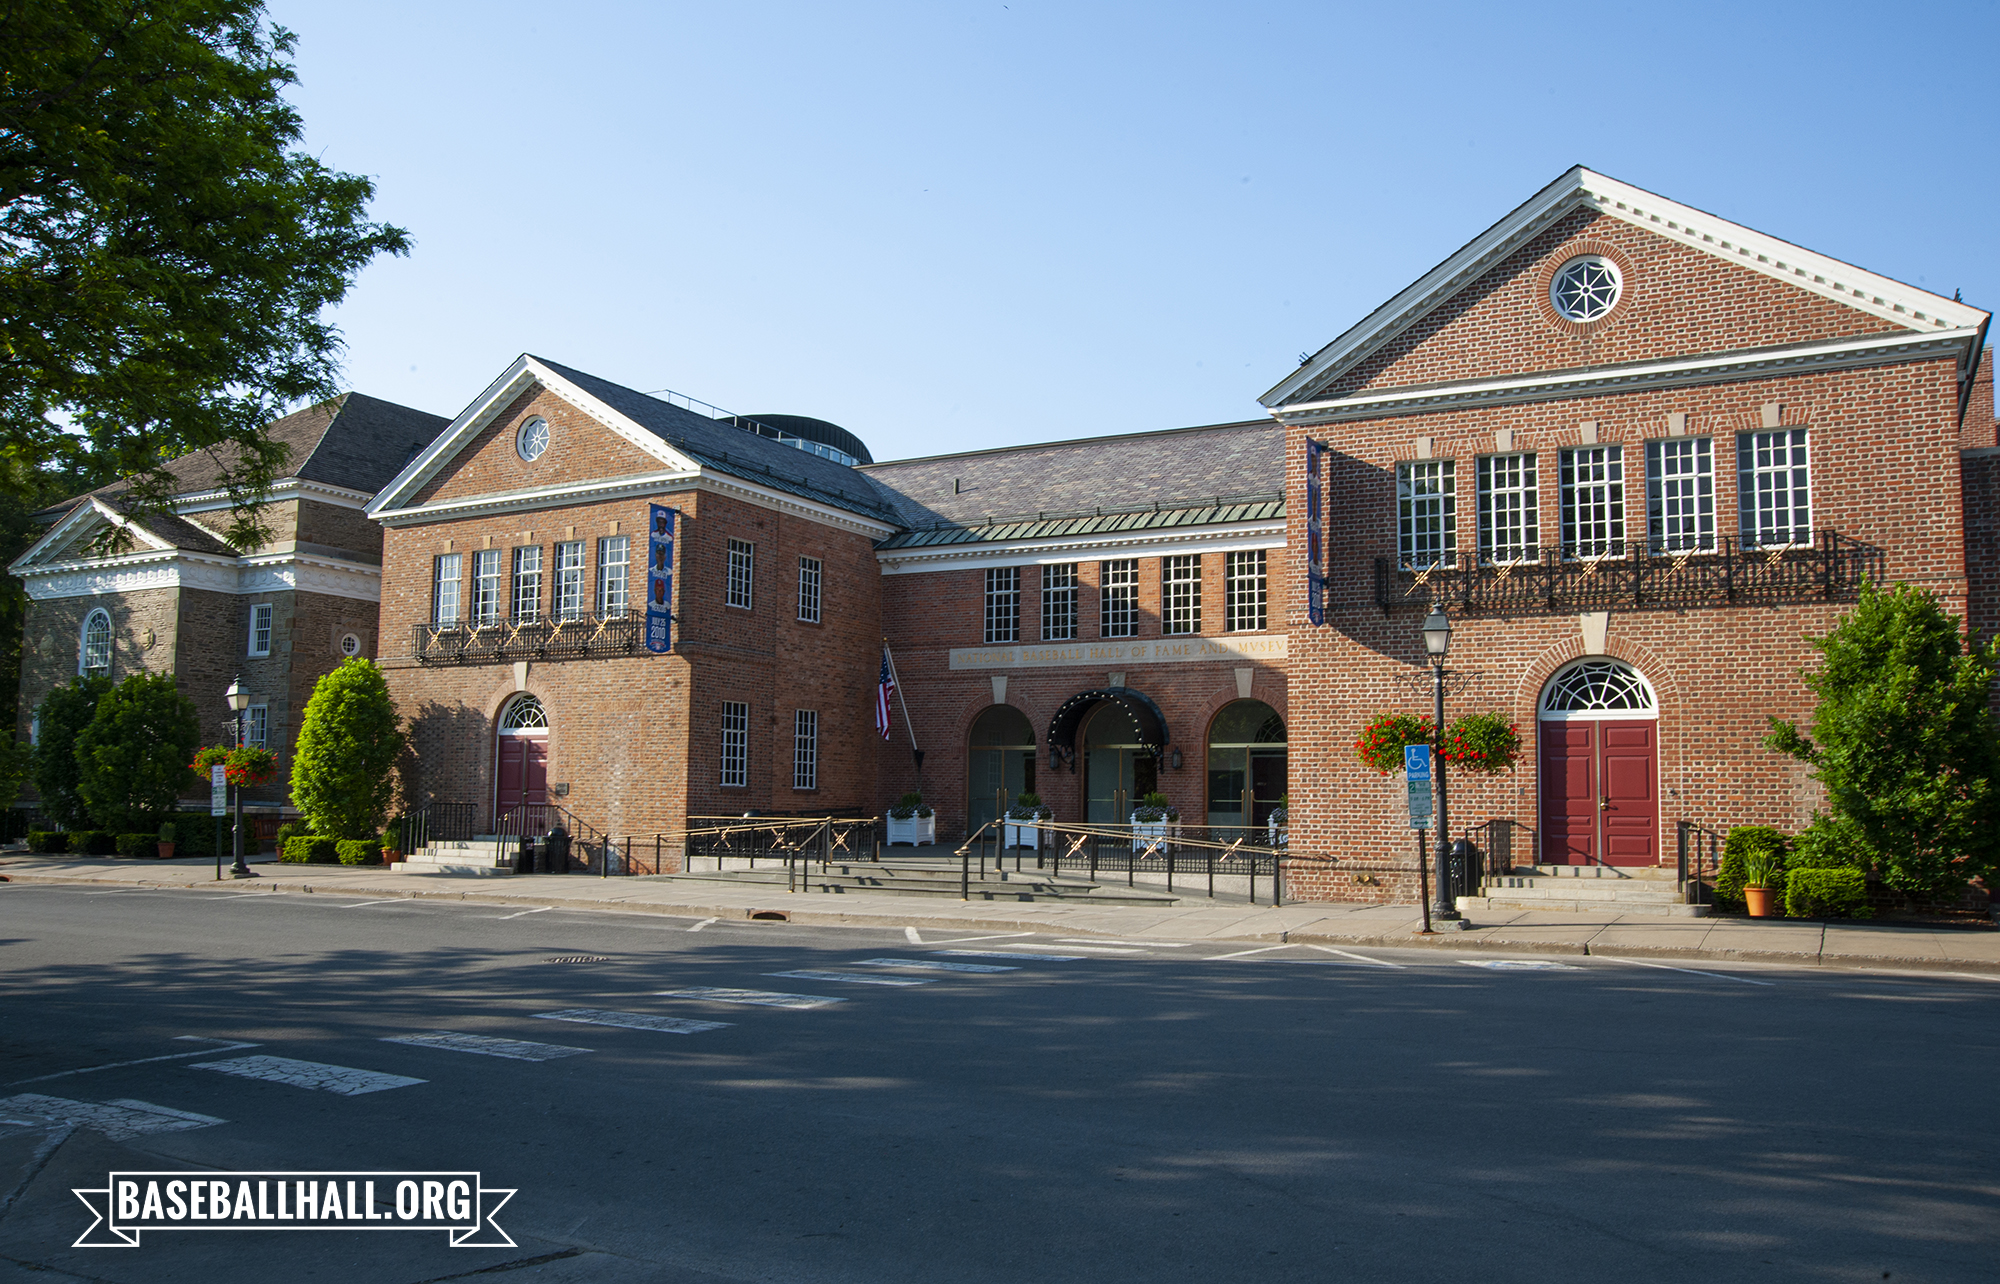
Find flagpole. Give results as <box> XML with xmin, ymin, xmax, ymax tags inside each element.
<box><xmin>883</xmin><ymin>638</ymin><xmax>922</xmax><ymax>777</ymax></box>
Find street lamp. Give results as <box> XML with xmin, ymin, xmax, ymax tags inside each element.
<box><xmin>1420</xmin><ymin>604</ymin><xmax>1460</xmax><ymax>925</ymax></box>
<box><xmin>224</xmin><ymin>676</ymin><xmax>254</xmax><ymax>879</ymax></box>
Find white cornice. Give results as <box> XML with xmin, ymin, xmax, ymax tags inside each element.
<box><xmin>1270</xmin><ymin>328</ymin><xmax>1983</xmax><ymax>426</ymax></box>
<box><xmin>877</xmin><ymin>522</ymin><xmax>1286</xmax><ymax>575</ymax></box>
<box><xmin>18</xmin><ymin>547</ymin><xmax>381</xmax><ymax>602</ymax></box>
<box><xmin>372</xmin><ymin>469</ymin><xmax>896</xmax><ymax>539</ymax></box>
<box><xmin>9</xmin><ymin>497</ymin><xmax>173</xmax><ymax>574</ymax></box>
<box><xmin>1262</xmin><ymin>167</ymin><xmax>1991</xmax><ymax>409</ymax></box>
<box><xmin>174</xmin><ymin>477</ymin><xmax>376</xmax><ymax>514</ymax></box>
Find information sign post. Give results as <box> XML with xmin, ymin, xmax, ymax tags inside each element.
<box><xmin>1405</xmin><ymin>745</ymin><xmax>1435</xmax><ymax>932</ymax></box>
<box><xmin>210</xmin><ymin>765</ymin><xmax>227</xmax><ymax>882</ymax></box>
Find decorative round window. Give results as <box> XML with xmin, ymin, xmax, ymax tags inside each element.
<box><xmin>1549</xmin><ymin>255</ymin><xmax>1622</xmax><ymax>323</ymax></box>
<box><xmin>339</xmin><ymin>633</ymin><xmax>362</xmax><ymax>658</ymax></box>
<box><xmin>515</xmin><ymin>416</ymin><xmax>550</xmax><ymax>463</ymax></box>
<box><xmin>500</xmin><ymin>694</ymin><xmax>548</xmax><ymax>730</ymax></box>
<box><xmin>1540</xmin><ymin>660</ymin><xmax>1656</xmax><ymax>718</ymax></box>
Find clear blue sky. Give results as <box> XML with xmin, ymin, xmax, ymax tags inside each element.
<box><xmin>270</xmin><ymin>0</ymin><xmax>1999</xmax><ymax>464</ymax></box>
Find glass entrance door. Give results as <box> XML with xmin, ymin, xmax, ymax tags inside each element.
<box><xmin>968</xmin><ymin>705</ymin><xmax>1037</xmax><ymax>835</ymax></box>
<box><xmin>1082</xmin><ymin>702</ymin><xmax>1156</xmax><ymax>823</ymax></box>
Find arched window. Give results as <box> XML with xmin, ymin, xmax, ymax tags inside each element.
<box><xmin>499</xmin><ymin>694</ymin><xmax>548</xmax><ymax>731</ymax></box>
<box><xmin>1539</xmin><ymin>660</ymin><xmax>1656</xmax><ymax>719</ymax></box>
<box><xmin>79</xmin><ymin>609</ymin><xmax>111</xmax><ymax>677</ymax></box>
<box><xmin>1206</xmin><ymin>699</ymin><xmax>1287</xmax><ymax>830</ymax></box>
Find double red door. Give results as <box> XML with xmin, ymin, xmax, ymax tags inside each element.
<box><xmin>495</xmin><ymin>734</ymin><xmax>548</xmax><ymax>823</ymax></box>
<box><xmin>1539</xmin><ymin>720</ymin><xmax>1657</xmax><ymax>865</ymax></box>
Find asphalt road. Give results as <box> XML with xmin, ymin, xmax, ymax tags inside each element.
<box><xmin>0</xmin><ymin>883</ymin><xmax>1995</xmax><ymax>1284</ymax></box>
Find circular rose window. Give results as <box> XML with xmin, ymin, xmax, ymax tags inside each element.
<box><xmin>516</xmin><ymin>416</ymin><xmax>550</xmax><ymax>463</ymax></box>
<box><xmin>339</xmin><ymin>633</ymin><xmax>362</xmax><ymax>658</ymax></box>
<box><xmin>1550</xmin><ymin>255</ymin><xmax>1622</xmax><ymax>323</ymax></box>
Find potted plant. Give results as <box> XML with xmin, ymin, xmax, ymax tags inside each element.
<box><xmin>886</xmin><ymin>792</ymin><xmax>935</xmax><ymax>846</ymax></box>
<box><xmin>1267</xmin><ymin>793</ymin><xmax>1289</xmax><ymax>847</ymax></box>
<box><xmin>1005</xmin><ymin>792</ymin><xmax>1051</xmax><ymax>850</ymax></box>
<box><xmin>1130</xmin><ymin>791</ymin><xmax>1179</xmax><ymax>850</ymax></box>
<box><xmin>156</xmin><ymin>820</ymin><xmax>176</xmax><ymax>860</ymax></box>
<box><xmin>1741</xmin><ymin>849</ymin><xmax>1780</xmax><ymax>918</ymax></box>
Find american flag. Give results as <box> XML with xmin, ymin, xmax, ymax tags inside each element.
<box><xmin>875</xmin><ymin>647</ymin><xmax>895</xmax><ymax>740</ymax></box>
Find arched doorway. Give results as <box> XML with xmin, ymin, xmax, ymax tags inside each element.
<box><xmin>494</xmin><ymin>694</ymin><xmax>549</xmax><ymax>826</ymax></box>
<box><xmin>1538</xmin><ymin>660</ymin><xmax>1658</xmax><ymax>866</ymax></box>
<box><xmin>1083</xmin><ymin>702</ymin><xmax>1157</xmax><ymax>823</ymax></box>
<box><xmin>968</xmin><ymin>705</ymin><xmax>1036</xmax><ymax>834</ymax></box>
<box><xmin>1206</xmin><ymin>700</ymin><xmax>1287</xmax><ymax>831</ymax></box>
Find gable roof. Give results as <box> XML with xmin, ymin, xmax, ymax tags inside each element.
<box><xmin>12</xmin><ymin>495</ymin><xmax>236</xmax><ymax>574</ymax></box>
<box><xmin>1262</xmin><ymin>166</ymin><xmax>1992</xmax><ymax>411</ymax></box>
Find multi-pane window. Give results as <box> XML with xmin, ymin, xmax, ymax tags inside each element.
<box><xmin>245</xmin><ymin>705</ymin><xmax>269</xmax><ymax>750</ymax></box>
<box><xmin>471</xmin><ymin>549</ymin><xmax>503</xmax><ymax>625</ymax></box>
<box><xmin>726</xmin><ymin>539</ymin><xmax>754</xmax><ymax>609</ymax></box>
<box><xmin>797</xmin><ymin>556</ymin><xmax>822</xmax><ymax>623</ymax></box>
<box><xmin>1397</xmin><ymin>461</ymin><xmax>1456</xmax><ymax>567</ymax></box>
<box><xmin>596</xmin><ymin>536</ymin><xmax>629</xmax><ymax>617</ymax></box>
<box><xmin>1224</xmin><ymin>551</ymin><xmax>1267</xmax><ymax>632</ymax></box>
<box><xmin>793</xmin><ymin>710</ymin><xmax>818</xmax><ymax>791</ymax></box>
<box><xmin>511</xmin><ymin>546</ymin><xmax>543</xmax><ymax>622</ymax></box>
<box><xmin>984</xmin><ymin>567</ymin><xmax>1020</xmax><ymax>643</ymax></box>
<box><xmin>433</xmin><ymin>553</ymin><xmax>462</xmax><ymax>624</ymax></box>
<box><xmin>1560</xmin><ymin>446</ymin><xmax>1624</xmax><ymax>556</ymax></box>
<box><xmin>1100</xmin><ymin>559</ymin><xmax>1138</xmax><ymax>638</ymax></box>
<box><xmin>1476</xmin><ymin>454</ymin><xmax>1538</xmax><ymax>562</ymax></box>
<box><xmin>248</xmin><ymin>603</ymin><xmax>273</xmax><ymax>657</ymax></box>
<box><xmin>1646</xmin><ymin>438</ymin><xmax>1714</xmax><ymax>553</ymax></box>
<box><xmin>80</xmin><ymin>609</ymin><xmax>111</xmax><ymax>676</ymax></box>
<box><xmin>1738</xmin><ymin>429</ymin><xmax>1811</xmax><ymax>547</ymax></box>
<box><xmin>1042</xmin><ymin>563</ymin><xmax>1078</xmax><ymax>641</ymax></box>
<box><xmin>719</xmin><ymin>700</ymin><xmax>748</xmax><ymax>787</ymax></box>
<box><xmin>1163</xmin><ymin>555</ymin><xmax>1201</xmax><ymax>635</ymax></box>
<box><xmin>554</xmin><ymin>541</ymin><xmax>586</xmax><ymax>620</ymax></box>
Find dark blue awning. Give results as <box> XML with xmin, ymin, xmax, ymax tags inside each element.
<box><xmin>1045</xmin><ymin>688</ymin><xmax>1170</xmax><ymax>766</ymax></box>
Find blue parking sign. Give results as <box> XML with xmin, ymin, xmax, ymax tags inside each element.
<box><xmin>1404</xmin><ymin>744</ymin><xmax>1431</xmax><ymax>781</ymax></box>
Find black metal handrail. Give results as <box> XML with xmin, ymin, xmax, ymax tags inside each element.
<box><xmin>497</xmin><ymin>802</ymin><xmax>613</xmax><ymax>873</ymax></box>
<box><xmin>1375</xmin><ymin>530</ymin><xmax>1879</xmax><ymax>613</ymax></box>
<box><xmin>979</xmin><ymin>820</ymin><xmax>1286</xmax><ymax>905</ymax></box>
<box><xmin>398</xmin><ymin>802</ymin><xmax>479</xmax><ymax>856</ymax></box>
<box><xmin>1454</xmin><ymin>818</ymin><xmax>1522</xmax><ymax>900</ymax></box>
<box><xmin>413</xmin><ymin>614</ymin><xmax>642</xmax><ymax>666</ymax></box>
<box><xmin>1676</xmin><ymin>819</ymin><xmax>1721</xmax><ymax>906</ymax></box>
<box><xmin>678</xmin><ymin>817</ymin><xmax>881</xmax><ymax>876</ymax></box>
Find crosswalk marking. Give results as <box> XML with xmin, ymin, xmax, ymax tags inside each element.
<box><xmin>1594</xmin><ymin>956</ymin><xmax>1775</xmax><ymax>985</ymax></box>
<box><xmin>655</xmin><ymin>987</ymin><xmax>846</xmax><ymax>1010</ymax></box>
<box><xmin>904</xmin><ymin>927</ymin><xmax>924</xmax><ymax>944</ymax></box>
<box><xmin>767</xmin><ymin>970</ymin><xmax>933</xmax><ymax>987</ymax></box>
<box><xmin>1055</xmin><ymin>938</ymin><xmax>1190</xmax><ymax>948</ymax></box>
<box><xmin>536</xmin><ymin>1008</ymin><xmax>730</xmax><ymax>1035</ymax></box>
<box><xmin>1306</xmin><ymin>945</ymin><xmax>1405</xmax><ymax>968</ymax></box>
<box><xmin>1021</xmin><ymin>944</ymin><xmax>1144</xmax><ymax>955</ymax></box>
<box><xmin>1458</xmin><ymin>959</ymin><xmax>1582</xmax><ymax>972</ymax></box>
<box><xmin>381</xmin><ymin>1032</ymin><xmax>592</xmax><ymax>1061</ymax></box>
<box><xmin>0</xmin><ymin>1094</ymin><xmax>224</xmax><ymax>1141</ymax></box>
<box><xmin>859</xmin><ymin>957</ymin><xmax>1018</xmax><ymax>973</ymax></box>
<box><xmin>936</xmin><ymin>950</ymin><xmax>1085</xmax><ymax>961</ymax></box>
<box><xmin>190</xmin><ymin>1055</ymin><xmax>426</xmax><ymax>1095</ymax></box>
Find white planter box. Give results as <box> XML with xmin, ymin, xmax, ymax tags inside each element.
<box><xmin>887</xmin><ymin>814</ymin><xmax>936</xmax><ymax>846</ymax></box>
<box><xmin>1268</xmin><ymin>818</ymin><xmax>1288</xmax><ymax>847</ymax></box>
<box><xmin>1004</xmin><ymin>820</ymin><xmax>1048</xmax><ymax>850</ymax></box>
<box><xmin>1131</xmin><ymin>819</ymin><xmax>1179</xmax><ymax>851</ymax></box>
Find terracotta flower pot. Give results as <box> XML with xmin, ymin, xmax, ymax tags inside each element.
<box><xmin>156</xmin><ymin>841</ymin><xmax>175</xmax><ymax>860</ymax></box>
<box><xmin>1744</xmin><ymin>885</ymin><xmax>1775</xmax><ymax>918</ymax></box>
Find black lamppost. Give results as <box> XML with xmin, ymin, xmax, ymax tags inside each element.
<box><xmin>1420</xmin><ymin>604</ymin><xmax>1460</xmax><ymax>924</ymax></box>
<box><xmin>224</xmin><ymin>676</ymin><xmax>255</xmax><ymax>879</ymax></box>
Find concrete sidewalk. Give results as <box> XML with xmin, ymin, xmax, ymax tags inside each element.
<box><xmin>5</xmin><ymin>853</ymin><xmax>1999</xmax><ymax>975</ymax></box>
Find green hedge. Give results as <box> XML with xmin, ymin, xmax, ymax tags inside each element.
<box><xmin>26</xmin><ymin>831</ymin><xmax>68</xmax><ymax>854</ymax></box>
<box><xmin>115</xmin><ymin>833</ymin><xmax>158</xmax><ymax>859</ymax></box>
<box><xmin>1784</xmin><ymin>867</ymin><xmax>1873</xmax><ymax>919</ymax></box>
<box><xmin>335</xmin><ymin>838</ymin><xmax>383</xmax><ymax>866</ymax></box>
<box><xmin>281</xmin><ymin>836</ymin><xmax>341</xmax><ymax>864</ymax></box>
<box><xmin>1715</xmin><ymin>825</ymin><xmax>1789</xmax><ymax>909</ymax></box>
<box><xmin>76</xmin><ymin>830</ymin><xmax>118</xmax><ymax>856</ymax></box>
<box><xmin>276</xmin><ymin>820</ymin><xmax>312</xmax><ymax>851</ymax></box>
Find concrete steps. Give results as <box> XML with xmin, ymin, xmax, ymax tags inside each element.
<box><xmin>1459</xmin><ymin>863</ymin><xmax>1711</xmax><ymax>918</ymax></box>
<box><xmin>653</xmin><ymin>858</ymin><xmax>1182</xmax><ymax>905</ymax></box>
<box><xmin>396</xmin><ymin>837</ymin><xmax>512</xmax><ymax>877</ymax></box>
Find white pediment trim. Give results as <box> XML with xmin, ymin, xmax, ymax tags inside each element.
<box><xmin>175</xmin><ymin>477</ymin><xmax>377</xmax><ymax>514</ymax></box>
<box><xmin>876</xmin><ymin>521</ymin><xmax>1286</xmax><ymax>575</ymax></box>
<box><xmin>1262</xmin><ymin>167</ymin><xmax>1992</xmax><ymax>410</ymax></box>
<box><xmin>9</xmin><ymin>497</ymin><xmax>175</xmax><ymax>574</ymax></box>
<box><xmin>373</xmin><ymin>469</ymin><xmax>897</xmax><ymax>539</ymax></box>
<box><xmin>16</xmin><ymin>547</ymin><xmax>382</xmax><ymax>603</ymax></box>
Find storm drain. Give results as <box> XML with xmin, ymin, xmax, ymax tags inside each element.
<box><xmin>545</xmin><ymin>956</ymin><xmax>610</xmax><ymax>964</ymax></box>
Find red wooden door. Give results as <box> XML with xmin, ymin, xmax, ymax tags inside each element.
<box><xmin>1598</xmin><ymin>720</ymin><xmax>1657</xmax><ymax>864</ymax></box>
<box><xmin>1540</xmin><ymin>722</ymin><xmax>1599</xmax><ymax>864</ymax></box>
<box><xmin>495</xmin><ymin>734</ymin><xmax>548</xmax><ymax>823</ymax></box>
<box><xmin>1538</xmin><ymin>720</ymin><xmax>1657</xmax><ymax>866</ymax></box>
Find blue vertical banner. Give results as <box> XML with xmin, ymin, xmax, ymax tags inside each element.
<box><xmin>645</xmin><ymin>504</ymin><xmax>677</xmax><ymax>654</ymax></box>
<box><xmin>1305</xmin><ymin>438</ymin><xmax>1326</xmax><ymax>626</ymax></box>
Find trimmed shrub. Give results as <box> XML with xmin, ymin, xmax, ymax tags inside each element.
<box><xmin>1784</xmin><ymin>867</ymin><xmax>1873</xmax><ymax>919</ymax></box>
<box><xmin>1716</xmin><ymin>826</ymin><xmax>1790</xmax><ymax>910</ymax></box>
<box><xmin>275</xmin><ymin>820</ymin><xmax>312</xmax><ymax>851</ymax></box>
<box><xmin>26</xmin><ymin>831</ymin><xmax>68</xmax><ymax>854</ymax></box>
<box><xmin>281</xmin><ymin>836</ymin><xmax>341</xmax><ymax>864</ymax></box>
<box><xmin>77</xmin><ymin>830</ymin><xmax>118</xmax><ymax>856</ymax></box>
<box><xmin>1789</xmin><ymin>813</ymin><xmax>1871</xmax><ymax>871</ymax></box>
<box><xmin>335</xmin><ymin>838</ymin><xmax>382</xmax><ymax>866</ymax></box>
<box><xmin>115</xmin><ymin>833</ymin><xmax>158</xmax><ymax>859</ymax></box>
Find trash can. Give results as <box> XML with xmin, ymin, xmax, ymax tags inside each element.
<box><xmin>514</xmin><ymin>836</ymin><xmax>535</xmax><ymax>874</ymax></box>
<box><xmin>546</xmin><ymin>826</ymin><xmax>570</xmax><ymax>874</ymax></box>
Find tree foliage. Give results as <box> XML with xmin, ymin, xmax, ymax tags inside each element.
<box><xmin>73</xmin><ymin>671</ymin><xmax>200</xmax><ymax>829</ymax></box>
<box><xmin>290</xmin><ymin>658</ymin><xmax>403</xmax><ymax>839</ymax></box>
<box><xmin>29</xmin><ymin>673</ymin><xmax>110</xmax><ymax>827</ymax></box>
<box><xmin>0</xmin><ymin>0</ymin><xmax>409</xmax><ymax>548</ymax></box>
<box><xmin>1766</xmin><ymin>581</ymin><xmax>2000</xmax><ymax>897</ymax></box>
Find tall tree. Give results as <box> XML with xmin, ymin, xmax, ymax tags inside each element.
<box><xmin>74</xmin><ymin>671</ymin><xmax>199</xmax><ymax>830</ymax></box>
<box><xmin>0</xmin><ymin>0</ymin><xmax>409</xmax><ymax>550</ymax></box>
<box><xmin>291</xmin><ymin>657</ymin><xmax>403</xmax><ymax>839</ymax></box>
<box><xmin>30</xmin><ymin>673</ymin><xmax>111</xmax><ymax>827</ymax></box>
<box><xmin>1767</xmin><ymin>581</ymin><xmax>2000</xmax><ymax>897</ymax></box>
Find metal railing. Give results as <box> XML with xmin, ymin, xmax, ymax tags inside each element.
<box><xmin>398</xmin><ymin>802</ymin><xmax>479</xmax><ymax>855</ymax></box>
<box><xmin>1375</xmin><ymin>530</ymin><xmax>1879</xmax><ymax>614</ymax></box>
<box><xmin>676</xmin><ymin>817</ymin><xmax>880</xmax><ymax>880</ymax></box>
<box><xmin>1451</xmin><ymin>818</ymin><xmax>1521</xmax><ymax>900</ymax></box>
<box><xmin>1676</xmin><ymin>820</ymin><xmax>1721</xmax><ymax>906</ymax></box>
<box><xmin>497</xmin><ymin>802</ymin><xmax>617</xmax><ymax>873</ymax></box>
<box><xmin>412</xmin><ymin>614</ymin><xmax>642</xmax><ymax>666</ymax></box>
<box><xmin>968</xmin><ymin>820</ymin><xmax>1287</xmax><ymax>905</ymax></box>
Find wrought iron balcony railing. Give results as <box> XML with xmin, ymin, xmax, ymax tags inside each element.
<box><xmin>412</xmin><ymin>614</ymin><xmax>643</xmax><ymax>665</ymax></box>
<box><xmin>1374</xmin><ymin>530</ymin><xmax>1880</xmax><ymax>613</ymax></box>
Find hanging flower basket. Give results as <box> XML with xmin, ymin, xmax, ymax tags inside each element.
<box><xmin>192</xmin><ymin>744</ymin><xmax>280</xmax><ymax>788</ymax></box>
<box><xmin>1440</xmin><ymin>714</ymin><xmax>1522</xmax><ymax>775</ymax></box>
<box><xmin>1354</xmin><ymin>713</ymin><xmax>1435</xmax><ymax>774</ymax></box>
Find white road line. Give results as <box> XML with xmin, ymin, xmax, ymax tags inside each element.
<box><xmin>1205</xmin><ymin>945</ymin><xmax>1296</xmax><ymax>960</ymax></box>
<box><xmin>381</xmin><ymin>1032</ymin><xmax>592</xmax><ymax>1061</ymax></box>
<box><xmin>191</xmin><ymin>1055</ymin><xmax>426</xmax><ymax>1095</ymax></box>
<box><xmin>927</xmin><ymin>932</ymin><xmax>1037</xmax><ymax>945</ymax></box>
<box><xmin>767</xmin><ymin>970</ymin><xmax>933</xmax><ymax>987</ymax></box>
<box><xmin>689</xmin><ymin>917</ymin><xmax>718</xmax><ymax>932</ymax></box>
<box><xmin>1023</xmin><ymin>944</ymin><xmax>1145</xmax><ymax>954</ymax></box>
<box><xmin>655</xmin><ymin>987</ymin><xmax>846</xmax><ymax>1010</ymax></box>
<box><xmin>1595</xmin><ymin>956</ymin><xmax>1776</xmax><ymax>985</ymax></box>
<box><xmin>1056</xmin><ymin>939</ymin><xmax>1190</xmax><ymax>948</ymax></box>
<box><xmin>1307</xmin><ymin>945</ymin><xmax>1406</xmax><ymax>968</ymax></box>
<box><xmin>0</xmin><ymin>1094</ymin><xmax>225</xmax><ymax>1142</ymax></box>
<box><xmin>858</xmin><ymin>957</ymin><xmax>1019</xmax><ymax>974</ymax></box>
<box><xmin>536</xmin><ymin>1009</ymin><xmax>730</xmax><ymax>1035</ymax></box>
<box><xmin>5</xmin><ymin>1039</ymin><xmax>261</xmax><ymax>1087</ymax></box>
<box><xmin>904</xmin><ymin>927</ymin><xmax>924</xmax><ymax>944</ymax></box>
<box><xmin>936</xmin><ymin>950</ymin><xmax>1085</xmax><ymax>961</ymax></box>
<box><xmin>492</xmin><ymin>907</ymin><xmax>551</xmax><ymax>921</ymax></box>
<box><xmin>336</xmin><ymin>898</ymin><xmax>409</xmax><ymax>910</ymax></box>
<box><xmin>1458</xmin><ymin>959</ymin><xmax>1583</xmax><ymax>972</ymax></box>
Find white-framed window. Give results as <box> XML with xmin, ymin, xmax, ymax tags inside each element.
<box><xmin>248</xmin><ymin>603</ymin><xmax>273</xmax><ymax>657</ymax></box>
<box><xmin>726</xmin><ymin>539</ymin><xmax>754</xmax><ymax>610</ymax></box>
<box><xmin>433</xmin><ymin>553</ymin><xmax>462</xmax><ymax>624</ymax></box>
<box><xmin>793</xmin><ymin>709</ymin><xmax>818</xmax><ymax>791</ymax></box>
<box><xmin>245</xmin><ymin>704</ymin><xmax>269</xmax><ymax>750</ymax></box>
<box><xmin>29</xmin><ymin>712</ymin><xmax>40</xmax><ymax>747</ymax></box>
<box><xmin>339</xmin><ymin>633</ymin><xmax>362</xmax><ymax>658</ymax></box>
<box><xmin>597</xmin><ymin>536</ymin><xmax>629</xmax><ymax>617</ymax></box>
<box><xmin>1163</xmin><ymin>555</ymin><xmax>1201</xmax><ymax>636</ymax></box>
<box><xmin>1042</xmin><ymin>562</ymin><xmax>1078</xmax><ymax>641</ymax></box>
<box><xmin>79</xmin><ymin>609</ymin><xmax>113</xmax><ymax>676</ymax></box>
<box><xmin>1397</xmin><ymin>461</ymin><xmax>1456</xmax><ymax>568</ymax></box>
<box><xmin>1477</xmin><ymin>454</ymin><xmax>1538</xmax><ymax>563</ymax></box>
<box><xmin>1738</xmin><ymin>429</ymin><xmax>1811</xmax><ymax>547</ymax></box>
<box><xmin>515</xmin><ymin>415</ymin><xmax>550</xmax><ymax>463</ymax></box>
<box><xmin>1100</xmin><ymin>559</ymin><xmax>1137</xmax><ymax>638</ymax></box>
<box><xmin>719</xmin><ymin>700</ymin><xmax>748</xmax><ymax>788</ymax></box>
<box><xmin>1224</xmin><ymin>551</ymin><xmax>1266</xmax><ymax>632</ymax></box>
<box><xmin>554</xmin><ymin>541</ymin><xmax>586</xmax><ymax>620</ymax></box>
<box><xmin>511</xmin><ymin>545</ymin><xmax>542</xmax><ymax>623</ymax></box>
<box><xmin>471</xmin><ymin>549</ymin><xmax>503</xmax><ymax>625</ymax></box>
<box><xmin>797</xmin><ymin>556</ymin><xmax>822</xmax><ymax>624</ymax></box>
<box><xmin>1647</xmin><ymin>438</ymin><xmax>1714</xmax><ymax>553</ymax></box>
<box><xmin>1560</xmin><ymin>445</ymin><xmax>1624</xmax><ymax>557</ymax></box>
<box><xmin>984</xmin><ymin>567</ymin><xmax>1020</xmax><ymax>644</ymax></box>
